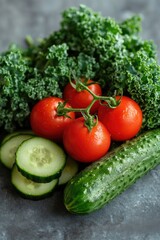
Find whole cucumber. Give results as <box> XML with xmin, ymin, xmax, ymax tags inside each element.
<box><xmin>64</xmin><ymin>129</ymin><xmax>160</xmax><ymax>214</ymax></box>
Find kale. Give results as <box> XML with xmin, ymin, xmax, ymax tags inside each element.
<box><xmin>24</xmin><ymin>43</ymin><xmax>98</xmax><ymax>99</ymax></box>
<box><xmin>0</xmin><ymin>5</ymin><xmax>160</xmax><ymax>132</ymax></box>
<box><xmin>126</xmin><ymin>51</ymin><xmax>160</xmax><ymax>130</ymax></box>
<box><xmin>0</xmin><ymin>45</ymin><xmax>31</xmax><ymax>131</ymax></box>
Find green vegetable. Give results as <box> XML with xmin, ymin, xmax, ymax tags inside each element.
<box><xmin>64</xmin><ymin>128</ymin><xmax>160</xmax><ymax>214</ymax></box>
<box><xmin>0</xmin><ymin>133</ymin><xmax>34</xmax><ymax>169</ymax></box>
<box><xmin>1</xmin><ymin>130</ymin><xmax>34</xmax><ymax>145</ymax></box>
<box><xmin>0</xmin><ymin>5</ymin><xmax>159</xmax><ymax>132</ymax></box>
<box><xmin>16</xmin><ymin>137</ymin><xmax>66</xmax><ymax>183</ymax></box>
<box><xmin>0</xmin><ymin>45</ymin><xmax>31</xmax><ymax>131</ymax></box>
<box><xmin>11</xmin><ymin>164</ymin><xmax>58</xmax><ymax>200</ymax></box>
<box><xmin>58</xmin><ymin>156</ymin><xmax>79</xmax><ymax>186</ymax></box>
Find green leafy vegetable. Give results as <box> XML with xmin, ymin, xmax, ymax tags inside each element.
<box><xmin>0</xmin><ymin>45</ymin><xmax>30</xmax><ymax>131</ymax></box>
<box><xmin>0</xmin><ymin>5</ymin><xmax>160</xmax><ymax>132</ymax></box>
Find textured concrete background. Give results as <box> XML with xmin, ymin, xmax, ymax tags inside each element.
<box><xmin>0</xmin><ymin>0</ymin><xmax>160</xmax><ymax>240</ymax></box>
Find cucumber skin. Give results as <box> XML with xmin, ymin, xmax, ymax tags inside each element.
<box><xmin>16</xmin><ymin>164</ymin><xmax>64</xmax><ymax>183</ymax></box>
<box><xmin>1</xmin><ymin>130</ymin><xmax>35</xmax><ymax>145</ymax></box>
<box><xmin>64</xmin><ymin>129</ymin><xmax>160</xmax><ymax>214</ymax></box>
<box><xmin>11</xmin><ymin>165</ymin><xmax>59</xmax><ymax>200</ymax></box>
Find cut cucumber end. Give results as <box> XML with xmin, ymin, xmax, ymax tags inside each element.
<box><xmin>0</xmin><ymin>134</ymin><xmax>34</xmax><ymax>169</ymax></box>
<box><xmin>16</xmin><ymin>137</ymin><xmax>66</xmax><ymax>183</ymax></box>
<box><xmin>11</xmin><ymin>165</ymin><xmax>58</xmax><ymax>200</ymax></box>
<box><xmin>59</xmin><ymin>156</ymin><xmax>79</xmax><ymax>185</ymax></box>
<box><xmin>1</xmin><ymin>130</ymin><xmax>35</xmax><ymax>146</ymax></box>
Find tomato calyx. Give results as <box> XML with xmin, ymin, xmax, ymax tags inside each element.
<box><xmin>56</xmin><ymin>101</ymin><xmax>73</xmax><ymax>119</ymax></box>
<box><xmin>69</xmin><ymin>77</ymin><xmax>86</xmax><ymax>92</ymax></box>
<box><xmin>57</xmin><ymin>97</ymin><xmax>98</xmax><ymax>131</ymax></box>
<box><xmin>82</xmin><ymin>113</ymin><xmax>98</xmax><ymax>132</ymax></box>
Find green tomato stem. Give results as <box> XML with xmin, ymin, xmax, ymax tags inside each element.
<box><xmin>57</xmin><ymin>79</ymin><xmax>121</xmax><ymax>130</ymax></box>
<box><xmin>78</xmin><ymin>81</ymin><xmax>120</xmax><ymax>108</ymax></box>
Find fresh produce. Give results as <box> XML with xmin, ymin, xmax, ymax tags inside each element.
<box><xmin>0</xmin><ymin>133</ymin><xmax>34</xmax><ymax>169</ymax></box>
<box><xmin>59</xmin><ymin>156</ymin><xmax>79</xmax><ymax>185</ymax></box>
<box><xmin>30</xmin><ymin>97</ymin><xmax>75</xmax><ymax>141</ymax></box>
<box><xmin>0</xmin><ymin>5</ymin><xmax>159</xmax><ymax>213</ymax></box>
<box><xmin>0</xmin><ymin>132</ymin><xmax>79</xmax><ymax>199</ymax></box>
<box><xmin>15</xmin><ymin>137</ymin><xmax>66</xmax><ymax>183</ymax></box>
<box><xmin>11</xmin><ymin>164</ymin><xmax>58</xmax><ymax>200</ymax></box>
<box><xmin>56</xmin><ymin>78</ymin><xmax>118</xmax><ymax>163</ymax></box>
<box><xmin>64</xmin><ymin>128</ymin><xmax>160</xmax><ymax>214</ymax></box>
<box><xmin>63</xmin><ymin>117</ymin><xmax>111</xmax><ymax>163</ymax></box>
<box><xmin>1</xmin><ymin>130</ymin><xmax>34</xmax><ymax>145</ymax></box>
<box><xmin>98</xmin><ymin>96</ymin><xmax>143</xmax><ymax>141</ymax></box>
<box><xmin>63</xmin><ymin>79</ymin><xmax>102</xmax><ymax>115</ymax></box>
<box><xmin>0</xmin><ymin>5</ymin><xmax>159</xmax><ymax>132</ymax></box>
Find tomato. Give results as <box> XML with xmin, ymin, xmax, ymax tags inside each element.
<box><xmin>98</xmin><ymin>96</ymin><xmax>143</xmax><ymax>141</ymax></box>
<box><xmin>30</xmin><ymin>97</ymin><xmax>75</xmax><ymax>142</ymax></box>
<box><xmin>63</xmin><ymin>117</ymin><xmax>111</xmax><ymax>163</ymax></box>
<box><xmin>63</xmin><ymin>79</ymin><xmax>102</xmax><ymax>115</ymax></box>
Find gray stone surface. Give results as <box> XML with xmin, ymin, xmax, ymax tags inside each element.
<box><xmin>0</xmin><ymin>0</ymin><xmax>160</xmax><ymax>239</ymax></box>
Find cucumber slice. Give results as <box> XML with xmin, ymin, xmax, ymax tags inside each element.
<box><xmin>0</xmin><ymin>134</ymin><xmax>33</xmax><ymax>169</ymax></box>
<box><xmin>1</xmin><ymin>130</ymin><xmax>35</xmax><ymax>145</ymax></box>
<box><xmin>59</xmin><ymin>156</ymin><xmax>79</xmax><ymax>185</ymax></box>
<box><xmin>11</xmin><ymin>165</ymin><xmax>58</xmax><ymax>200</ymax></box>
<box><xmin>16</xmin><ymin>137</ymin><xmax>66</xmax><ymax>183</ymax></box>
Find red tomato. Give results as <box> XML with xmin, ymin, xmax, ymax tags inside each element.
<box><xmin>30</xmin><ymin>97</ymin><xmax>75</xmax><ymax>142</ymax></box>
<box><xmin>63</xmin><ymin>79</ymin><xmax>102</xmax><ymax>115</ymax></box>
<box><xmin>98</xmin><ymin>96</ymin><xmax>143</xmax><ymax>141</ymax></box>
<box><xmin>63</xmin><ymin>117</ymin><xmax>111</xmax><ymax>163</ymax></box>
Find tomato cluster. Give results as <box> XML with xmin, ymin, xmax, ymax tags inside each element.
<box><xmin>63</xmin><ymin>79</ymin><xmax>102</xmax><ymax>115</ymax></box>
<box><xmin>30</xmin><ymin>80</ymin><xmax>143</xmax><ymax>163</ymax></box>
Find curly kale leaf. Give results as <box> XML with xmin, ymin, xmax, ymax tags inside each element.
<box><xmin>126</xmin><ymin>51</ymin><xmax>160</xmax><ymax>130</ymax></box>
<box><xmin>120</xmin><ymin>15</ymin><xmax>142</xmax><ymax>35</ymax></box>
<box><xmin>24</xmin><ymin>44</ymin><xmax>69</xmax><ymax>99</ymax></box>
<box><xmin>24</xmin><ymin>43</ymin><xmax>98</xmax><ymax>98</ymax></box>
<box><xmin>0</xmin><ymin>45</ymin><xmax>31</xmax><ymax>131</ymax></box>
